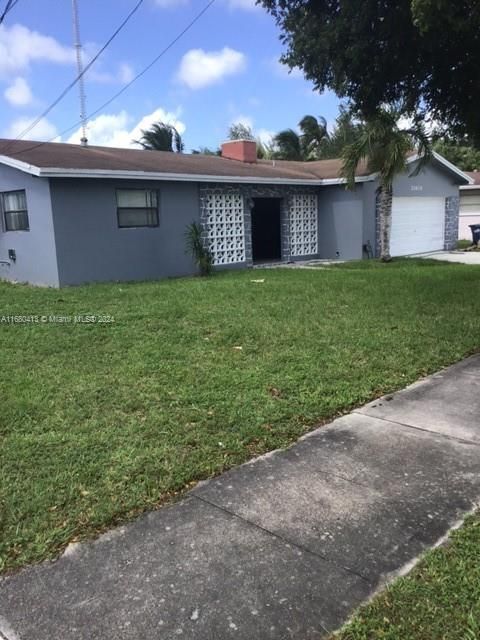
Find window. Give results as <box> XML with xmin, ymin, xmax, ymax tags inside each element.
<box><xmin>116</xmin><ymin>189</ymin><xmax>158</xmax><ymax>228</ymax></box>
<box><xmin>2</xmin><ymin>190</ymin><xmax>29</xmax><ymax>231</ymax></box>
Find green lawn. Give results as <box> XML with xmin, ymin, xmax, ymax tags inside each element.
<box><xmin>1</xmin><ymin>260</ymin><xmax>480</xmax><ymax>572</ymax></box>
<box><xmin>333</xmin><ymin>512</ymin><xmax>480</xmax><ymax>640</ymax></box>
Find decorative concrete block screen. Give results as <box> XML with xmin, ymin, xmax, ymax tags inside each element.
<box><xmin>289</xmin><ymin>194</ymin><xmax>318</xmax><ymax>256</ymax></box>
<box><xmin>205</xmin><ymin>193</ymin><xmax>246</xmax><ymax>265</ymax></box>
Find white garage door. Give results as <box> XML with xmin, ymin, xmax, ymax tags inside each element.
<box><xmin>390</xmin><ymin>197</ymin><xmax>445</xmax><ymax>256</ymax></box>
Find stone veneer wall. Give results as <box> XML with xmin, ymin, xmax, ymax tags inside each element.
<box><xmin>199</xmin><ymin>183</ymin><xmax>319</xmax><ymax>266</ymax></box>
<box><xmin>444</xmin><ymin>196</ymin><xmax>460</xmax><ymax>250</ymax></box>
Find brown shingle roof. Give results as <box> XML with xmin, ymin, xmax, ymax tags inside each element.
<box><xmin>0</xmin><ymin>139</ymin><xmax>371</xmax><ymax>182</ymax></box>
<box><xmin>465</xmin><ymin>171</ymin><xmax>480</xmax><ymax>185</ymax></box>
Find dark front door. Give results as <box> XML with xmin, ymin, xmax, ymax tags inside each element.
<box><xmin>251</xmin><ymin>198</ymin><xmax>282</xmax><ymax>262</ymax></box>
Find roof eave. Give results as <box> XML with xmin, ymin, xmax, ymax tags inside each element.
<box><xmin>0</xmin><ymin>154</ymin><xmax>42</xmax><ymax>177</ymax></box>
<box><xmin>407</xmin><ymin>151</ymin><xmax>474</xmax><ymax>184</ymax></box>
<box><xmin>0</xmin><ymin>155</ymin><xmax>376</xmax><ymax>185</ymax></box>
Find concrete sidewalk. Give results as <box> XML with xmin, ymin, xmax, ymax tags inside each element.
<box><xmin>417</xmin><ymin>250</ymin><xmax>480</xmax><ymax>264</ymax></box>
<box><xmin>1</xmin><ymin>357</ymin><xmax>480</xmax><ymax>640</ymax></box>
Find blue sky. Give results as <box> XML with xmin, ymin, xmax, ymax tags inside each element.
<box><xmin>0</xmin><ymin>0</ymin><xmax>340</xmax><ymax>151</ymax></box>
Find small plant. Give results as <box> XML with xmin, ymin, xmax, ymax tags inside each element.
<box><xmin>185</xmin><ymin>222</ymin><xmax>213</xmax><ymax>276</ymax></box>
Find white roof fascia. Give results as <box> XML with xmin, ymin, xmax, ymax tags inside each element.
<box><xmin>407</xmin><ymin>151</ymin><xmax>474</xmax><ymax>184</ymax></box>
<box><xmin>0</xmin><ymin>155</ymin><xmax>42</xmax><ymax>176</ymax></box>
<box><xmin>0</xmin><ymin>157</ymin><xmax>376</xmax><ymax>185</ymax></box>
<box><xmin>35</xmin><ymin>167</ymin><xmax>375</xmax><ymax>186</ymax></box>
<box><xmin>460</xmin><ymin>184</ymin><xmax>480</xmax><ymax>191</ymax></box>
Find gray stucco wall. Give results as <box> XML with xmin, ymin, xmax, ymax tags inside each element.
<box><xmin>393</xmin><ymin>160</ymin><xmax>460</xmax><ymax>198</ymax></box>
<box><xmin>317</xmin><ymin>185</ymin><xmax>368</xmax><ymax>260</ymax></box>
<box><xmin>49</xmin><ymin>179</ymin><xmax>199</xmax><ymax>286</ymax></box>
<box><xmin>0</xmin><ymin>164</ymin><xmax>59</xmax><ymax>286</ymax></box>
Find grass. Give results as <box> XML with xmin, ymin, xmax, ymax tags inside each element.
<box><xmin>457</xmin><ymin>239</ymin><xmax>474</xmax><ymax>250</ymax></box>
<box><xmin>1</xmin><ymin>260</ymin><xmax>480</xmax><ymax>572</ymax></box>
<box><xmin>333</xmin><ymin>512</ymin><xmax>480</xmax><ymax>640</ymax></box>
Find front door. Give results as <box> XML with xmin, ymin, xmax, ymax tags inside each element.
<box><xmin>251</xmin><ymin>198</ymin><xmax>282</xmax><ymax>262</ymax></box>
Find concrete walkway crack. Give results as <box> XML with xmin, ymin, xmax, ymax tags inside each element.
<box><xmin>192</xmin><ymin>494</ymin><xmax>373</xmax><ymax>586</ymax></box>
<box><xmin>352</xmin><ymin>411</ymin><xmax>480</xmax><ymax>447</ymax></box>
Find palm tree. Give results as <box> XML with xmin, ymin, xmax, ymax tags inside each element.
<box><xmin>298</xmin><ymin>115</ymin><xmax>329</xmax><ymax>159</ymax></box>
<box><xmin>273</xmin><ymin>115</ymin><xmax>329</xmax><ymax>161</ymax></box>
<box><xmin>341</xmin><ymin>109</ymin><xmax>431</xmax><ymax>261</ymax></box>
<box><xmin>134</xmin><ymin>122</ymin><xmax>184</xmax><ymax>152</ymax></box>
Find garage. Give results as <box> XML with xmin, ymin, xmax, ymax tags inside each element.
<box><xmin>459</xmin><ymin>193</ymin><xmax>480</xmax><ymax>240</ymax></box>
<box><xmin>390</xmin><ymin>197</ymin><xmax>446</xmax><ymax>256</ymax></box>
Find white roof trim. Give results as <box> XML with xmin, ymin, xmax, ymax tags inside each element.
<box><xmin>4</xmin><ymin>151</ymin><xmax>468</xmax><ymax>185</ymax></box>
<box><xmin>0</xmin><ymin>160</ymin><xmax>376</xmax><ymax>185</ymax></box>
<box><xmin>407</xmin><ymin>150</ymin><xmax>474</xmax><ymax>184</ymax></box>
<box><xmin>0</xmin><ymin>154</ymin><xmax>42</xmax><ymax>176</ymax></box>
<box><xmin>460</xmin><ymin>184</ymin><xmax>480</xmax><ymax>191</ymax></box>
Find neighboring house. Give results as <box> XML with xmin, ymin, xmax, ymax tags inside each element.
<box><xmin>0</xmin><ymin>138</ymin><xmax>472</xmax><ymax>287</ymax></box>
<box><xmin>459</xmin><ymin>171</ymin><xmax>480</xmax><ymax>241</ymax></box>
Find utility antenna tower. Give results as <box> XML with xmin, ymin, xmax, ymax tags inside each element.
<box><xmin>72</xmin><ymin>0</ymin><xmax>88</xmax><ymax>146</ymax></box>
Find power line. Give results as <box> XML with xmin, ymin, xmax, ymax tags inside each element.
<box><xmin>0</xmin><ymin>0</ymin><xmax>20</xmax><ymax>24</ymax></box>
<box><xmin>2</xmin><ymin>0</ymin><xmax>216</xmax><ymax>157</ymax></box>
<box><xmin>9</xmin><ymin>0</ymin><xmax>146</xmax><ymax>144</ymax></box>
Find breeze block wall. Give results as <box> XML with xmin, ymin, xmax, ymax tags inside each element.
<box><xmin>199</xmin><ymin>183</ymin><xmax>319</xmax><ymax>267</ymax></box>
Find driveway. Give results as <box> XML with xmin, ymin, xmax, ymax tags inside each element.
<box><xmin>417</xmin><ymin>250</ymin><xmax>480</xmax><ymax>264</ymax></box>
<box><xmin>1</xmin><ymin>356</ymin><xmax>480</xmax><ymax>640</ymax></box>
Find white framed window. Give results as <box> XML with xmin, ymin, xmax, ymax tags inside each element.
<box><xmin>289</xmin><ymin>194</ymin><xmax>318</xmax><ymax>256</ymax></box>
<box><xmin>2</xmin><ymin>190</ymin><xmax>29</xmax><ymax>231</ymax></box>
<box><xmin>116</xmin><ymin>189</ymin><xmax>158</xmax><ymax>228</ymax></box>
<box><xmin>205</xmin><ymin>193</ymin><xmax>245</xmax><ymax>265</ymax></box>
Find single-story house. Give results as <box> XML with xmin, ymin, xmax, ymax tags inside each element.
<box><xmin>0</xmin><ymin>138</ymin><xmax>473</xmax><ymax>287</ymax></box>
<box><xmin>459</xmin><ymin>171</ymin><xmax>480</xmax><ymax>241</ymax></box>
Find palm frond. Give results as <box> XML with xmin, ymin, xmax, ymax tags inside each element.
<box><xmin>273</xmin><ymin>129</ymin><xmax>303</xmax><ymax>160</ymax></box>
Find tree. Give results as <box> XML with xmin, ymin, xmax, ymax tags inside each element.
<box><xmin>273</xmin><ymin>115</ymin><xmax>328</xmax><ymax>161</ymax></box>
<box><xmin>318</xmin><ymin>106</ymin><xmax>365</xmax><ymax>160</ymax></box>
<box><xmin>433</xmin><ymin>140</ymin><xmax>480</xmax><ymax>172</ymax></box>
<box><xmin>192</xmin><ymin>146</ymin><xmax>221</xmax><ymax>156</ymax></box>
<box><xmin>341</xmin><ymin>109</ymin><xmax>431</xmax><ymax>262</ymax></box>
<box><xmin>228</xmin><ymin>123</ymin><xmax>255</xmax><ymax>141</ymax></box>
<box><xmin>227</xmin><ymin>122</ymin><xmax>275</xmax><ymax>159</ymax></box>
<box><xmin>134</xmin><ymin>122</ymin><xmax>184</xmax><ymax>152</ymax></box>
<box><xmin>273</xmin><ymin>128</ymin><xmax>304</xmax><ymax>161</ymax></box>
<box><xmin>258</xmin><ymin>0</ymin><xmax>480</xmax><ymax>143</ymax></box>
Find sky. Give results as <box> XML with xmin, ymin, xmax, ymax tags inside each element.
<box><xmin>0</xmin><ymin>0</ymin><xmax>341</xmax><ymax>152</ymax></box>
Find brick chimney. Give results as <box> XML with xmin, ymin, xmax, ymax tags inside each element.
<box><xmin>221</xmin><ymin>139</ymin><xmax>257</xmax><ymax>163</ymax></box>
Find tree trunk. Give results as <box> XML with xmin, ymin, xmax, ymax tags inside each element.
<box><xmin>378</xmin><ymin>185</ymin><xmax>393</xmax><ymax>262</ymax></box>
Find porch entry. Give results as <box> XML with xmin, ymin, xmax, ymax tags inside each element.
<box><xmin>251</xmin><ymin>197</ymin><xmax>282</xmax><ymax>263</ymax></box>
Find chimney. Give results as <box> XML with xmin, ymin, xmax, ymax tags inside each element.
<box><xmin>221</xmin><ymin>139</ymin><xmax>257</xmax><ymax>163</ymax></box>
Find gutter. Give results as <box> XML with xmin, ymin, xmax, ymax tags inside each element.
<box><xmin>0</xmin><ymin>154</ymin><xmax>375</xmax><ymax>186</ymax></box>
<box><xmin>459</xmin><ymin>184</ymin><xmax>480</xmax><ymax>191</ymax></box>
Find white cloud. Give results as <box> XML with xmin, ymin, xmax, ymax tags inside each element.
<box><xmin>257</xmin><ymin>128</ymin><xmax>275</xmax><ymax>146</ymax></box>
<box><xmin>177</xmin><ymin>47</ymin><xmax>246</xmax><ymax>90</ymax></box>
<box><xmin>0</xmin><ymin>23</ymin><xmax>74</xmax><ymax>76</ymax></box>
<box><xmin>86</xmin><ymin>62</ymin><xmax>135</xmax><ymax>85</ymax></box>
<box><xmin>4</xmin><ymin>77</ymin><xmax>33</xmax><ymax>106</ymax></box>
<box><xmin>67</xmin><ymin>107</ymin><xmax>186</xmax><ymax>148</ymax></box>
<box><xmin>226</xmin><ymin>0</ymin><xmax>259</xmax><ymax>10</ymax></box>
<box><xmin>231</xmin><ymin>114</ymin><xmax>254</xmax><ymax>130</ymax></box>
<box><xmin>118</xmin><ymin>63</ymin><xmax>135</xmax><ymax>84</ymax></box>
<box><xmin>154</xmin><ymin>0</ymin><xmax>188</xmax><ymax>6</ymax></box>
<box><xmin>6</xmin><ymin>116</ymin><xmax>58</xmax><ymax>140</ymax></box>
